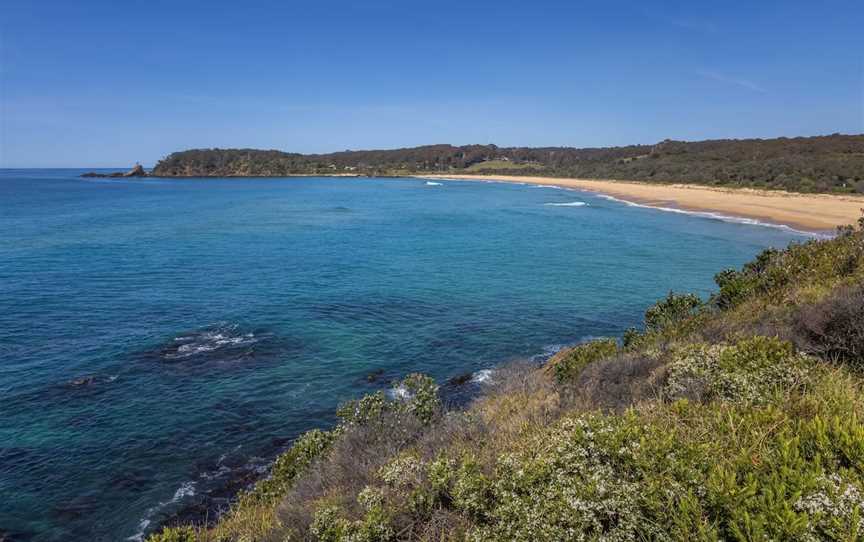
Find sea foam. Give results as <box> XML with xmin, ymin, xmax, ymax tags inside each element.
<box><xmin>162</xmin><ymin>323</ymin><xmax>259</xmax><ymax>360</ymax></box>
<box><xmin>471</xmin><ymin>369</ymin><xmax>494</xmax><ymax>384</ymax></box>
<box><xmin>596</xmin><ymin>194</ymin><xmax>827</xmax><ymax>237</ymax></box>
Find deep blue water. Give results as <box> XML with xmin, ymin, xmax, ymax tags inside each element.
<box><xmin>0</xmin><ymin>170</ymin><xmax>807</xmax><ymax>541</ymax></box>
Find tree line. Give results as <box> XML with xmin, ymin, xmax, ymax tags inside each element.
<box><xmin>151</xmin><ymin>134</ymin><xmax>864</xmax><ymax>194</ymax></box>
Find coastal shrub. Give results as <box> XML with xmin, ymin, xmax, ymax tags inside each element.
<box><xmin>449</xmin><ymin>457</ymin><xmax>494</xmax><ymax>520</ymax></box>
<box><xmin>145</xmin><ymin>526</ymin><xmax>197</xmax><ymax>542</ymax></box>
<box><xmin>337</xmin><ymin>391</ymin><xmax>392</xmax><ymax>426</ymax></box>
<box><xmin>401</xmin><ymin>373</ymin><xmax>441</xmax><ymax>425</ymax></box>
<box><xmin>712</xmin><ymin>267</ymin><xmax>757</xmax><ymax>310</ymax></box>
<box><xmin>621</xmin><ymin>326</ymin><xmax>643</xmax><ymax>350</ymax></box>
<box><xmin>795</xmin><ymin>473</ymin><xmax>864</xmax><ymax>540</ymax></box>
<box><xmin>196</xmin><ymin>429</ymin><xmax>337</xmax><ymax>542</ymax></box>
<box><xmin>645</xmin><ymin>291</ymin><xmax>704</xmax><ymax>332</ymax></box>
<box><xmin>468</xmin><ymin>414</ymin><xmax>682</xmax><ymax>542</ymax></box>
<box><xmin>712</xmin><ymin>246</ymin><xmax>806</xmax><ymax>310</ymax></box>
<box><xmin>463</xmin><ymin>371</ymin><xmax>864</xmax><ymax>542</ymax></box>
<box><xmin>795</xmin><ymin>283</ymin><xmax>864</xmax><ymax>368</ymax></box>
<box><xmin>664</xmin><ymin>336</ymin><xmax>812</xmax><ymax>404</ymax></box>
<box><xmin>337</xmin><ymin>374</ymin><xmax>441</xmax><ymax>427</ymax></box>
<box><xmin>276</xmin><ymin>409</ymin><xmax>427</xmax><ymax>540</ymax></box>
<box><xmin>248</xmin><ymin>428</ymin><xmax>336</xmax><ymax>505</ymax></box>
<box><xmin>710</xmin><ymin>225</ymin><xmax>864</xmax><ymax>316</ymax></box>
<box><xmin>379</xmin><ymin>451</ymin><xmax>425</xmax><ymax>490</ymax></box>
<box><xmin>310</xmin><ymin>489</ymin><xmax>397</xmax><ymax>542</ymax></box>
<box><xmin>549</xmin><ymin>338</ymin><xmax>619</xmax><ymax>383</ymax></box>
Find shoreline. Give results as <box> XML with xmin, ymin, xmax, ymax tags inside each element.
<box><xmin>413</xmin><ymin>173</ymin><xmax>864</xmax><ymax>233</ymax></box>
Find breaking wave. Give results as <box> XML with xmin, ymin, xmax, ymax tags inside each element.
<box><xmin>160</xmin><ymin>323</ymin><xmax>262</xmax><ymax>361</ymax></box>
<box><xmin>544</xmin><ymin>201</ymin><xmax>587</xmax><ymax>207</ymax></box>
<box><xmin>127</xmin><ymin>481</ymin><xmax>197</xmax><ymax>541</ymax></box>
<box><xmin>471</xmin><ymin>369</ymin><xmax>494</xmax><ymax>383</ymax></box>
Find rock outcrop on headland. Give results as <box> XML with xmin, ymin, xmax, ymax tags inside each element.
<box><xmin>81</xmin><ymin>164</ymin><xmax>148</xmax><ymax>178</ymax></box>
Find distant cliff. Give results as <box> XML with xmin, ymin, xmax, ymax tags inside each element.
<box><xmin>150</xmin><ymin>134</ymin><xmax>864</xmax><ymax>194</ymax></box>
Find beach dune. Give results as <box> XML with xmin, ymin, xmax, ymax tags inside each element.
<box><xmin>418</xmin><ymin>174</ymin><xmax>864</xmax><ymax>232</ymax></box>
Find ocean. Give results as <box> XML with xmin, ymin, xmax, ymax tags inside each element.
<box><xmin>0</xmin><ymin>169</ymin><xmax>809</xmax><ymax>541</ymax></box>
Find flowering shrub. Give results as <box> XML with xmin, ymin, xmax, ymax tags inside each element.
<box><xmin>337</xmin><ymin>391</ymin><xmax>391</xmax><ymax>426</ymax></box>
<box><xmin>664</xmin><ymin>336</ymin><xmax>812</xmax><ymax>404</ymax></box>
<box><xmin>337</xmin><ymin>374</ymin><xmax>440</xmax><ymax>426</ymax></box>
<box><xmin>310</xmin><ymin>494</ymin><xmax>395</xmax><ymax>542</ymax></box>
<box><xmin>795</xmin><ymin>473</ymin><xmax>864</xmax><ymax>541</ymax></box>
<box><xmin>379</xmin><ymin>451</ymin><xmax>424</xmax><ymax>488</ymax></box>
<box><xmin>469</xmin><ymin>417</ymin><xmax>644</xmax><ymax>541</ymax></box>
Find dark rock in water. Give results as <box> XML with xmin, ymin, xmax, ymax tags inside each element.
<box><xmin>365</xmin><ymin>368</ymin><xmax>385</xmax><ymax>382</ymax></box>
<box><xmin>447</xmin><ymin>372</ymin><xmax>474</xmax><ymax>386</ymax></box>
<box><xmin>81</xmin><ymin>163</ymin><xmax>148</xmax><ymax>178</ymax></box>
<box><xmin>51</xmin><ymin>496</ymin><xmax>99</xmax><ymax>521</ymax></box>
<box><xmin>64</xmin><ymin>375</ymin><xmax>116</xmax><ymax>391</ymax></box>
<box><xmin>68</xmin><ymin>375</ymin><xmax>97</xmax><ymax>387</ymax></box>
<box><xmin>0</xmin><ymin>528</ymin><xmax>37</xmax><ymax>542</ymax></box>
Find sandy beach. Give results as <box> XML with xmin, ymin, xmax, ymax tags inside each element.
<box><xmin>416</xmin><ymin>174</ymin><xmax>864</xmax><ymax>232</ymax></box>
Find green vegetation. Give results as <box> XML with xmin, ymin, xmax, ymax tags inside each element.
<box><xmin>151</xmin><ymin>134</ymin><xmax>864</xmax><ymax>194</ymax></box>
<box><xmin>149</xmin><ymin>216</ymin><xmax>864</xmax><ymax>541</ymax></box>
<box><xmin>464</xmin><ymin>160</ymin><xmax>541</xmax><ymax>172</ymax></box>
<box><xmin>548</xmin><ymin>338</ymin><xmax>619</xmax><ymax>383</ymax></box>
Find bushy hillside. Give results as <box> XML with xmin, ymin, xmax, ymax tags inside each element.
<box><xmin>150</xmin><ymin>134</ymin><xmax>864</xmax><ymax>194</ymax></box>
<box><xmin>150</xmin><ymin>216</ymin><xmax>864</xmax><ymax>541</ymax></box>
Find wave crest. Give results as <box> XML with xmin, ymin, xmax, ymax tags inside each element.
<box><xmin>544</xmin><ymin>201</ymin><xmax>587</xmax><ymax>207</ymax></box>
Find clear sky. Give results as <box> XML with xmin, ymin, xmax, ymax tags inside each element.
<box><xmin>1</xmin><ymin>0</ymin><xmax>862</xmax><ymax>167</ymax></box>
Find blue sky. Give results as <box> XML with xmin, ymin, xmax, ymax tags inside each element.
<box><xmin>1</xmin><ymin>0</ymin><xmax>862</xmax><ymax>167</ymax></box>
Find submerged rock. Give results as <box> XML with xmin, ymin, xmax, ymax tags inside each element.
<box><xmin>67</xmin><ymin>375</ymin><xmax>97</xmax><ymax>387</ymax></box>
<box><xmin>447</xmin><ymin>372</ymin><xmax>474</xmax><ymax>386</ymax></box>
<box><xmin>365</xmin><ymin>368</ymin><xmax>385</xmax><ymax>382</ymax></box>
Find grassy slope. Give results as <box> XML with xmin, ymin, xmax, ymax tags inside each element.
<box><xmin>463</xmin><ymin>161</ymin><xmax>541</xmax><ymax>172</ymax></box>
<box><xmin>151</xmin><ymin>217</ymin><xmax>864</xmax><ymax>542</ymax></box>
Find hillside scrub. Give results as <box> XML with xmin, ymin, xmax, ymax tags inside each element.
<box><xmin>151</xmin><ymin>135</ymin><xmax>864</xmax><ymax>194</ymax></box>
<box><xmin>149</xmin><ymin>218</ymin><xmax>864</xmax><ymax>541</ymax></box>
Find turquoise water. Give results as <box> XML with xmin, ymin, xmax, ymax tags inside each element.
<box><xmin>0</xmin><ymin>170</ymin><xmax>807</xmax><ymax>541</ymax></box>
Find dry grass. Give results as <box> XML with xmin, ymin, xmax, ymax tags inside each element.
<box><xmin>568</xmin><ymin>352</ymin><xmax>666</xmax><ymax>411</ymax></box>
<box><xmin>795</xmin><ymin>283</ymin><xmax>864</xmax><ymax>366</ymax></box>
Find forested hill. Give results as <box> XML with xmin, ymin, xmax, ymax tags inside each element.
<box><xmin>151</xmin><ymin>134</ymin><xmax>864</xmax><ymax>194</ymax></box>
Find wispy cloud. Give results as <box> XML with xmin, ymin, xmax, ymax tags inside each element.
<box><xmin>645</xmin><ymin>11</ymin><xmax>719</xmax><ymax>34</ymax></box>
<box><xmin>667</xmin><ymin>17</ymin><xmax>719</xmax><ymax>34</ymax></box>
<box><xmin>697</xmin><ymin>70</ymin><xmax>767</xmax><ymax>93</ymax></box>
